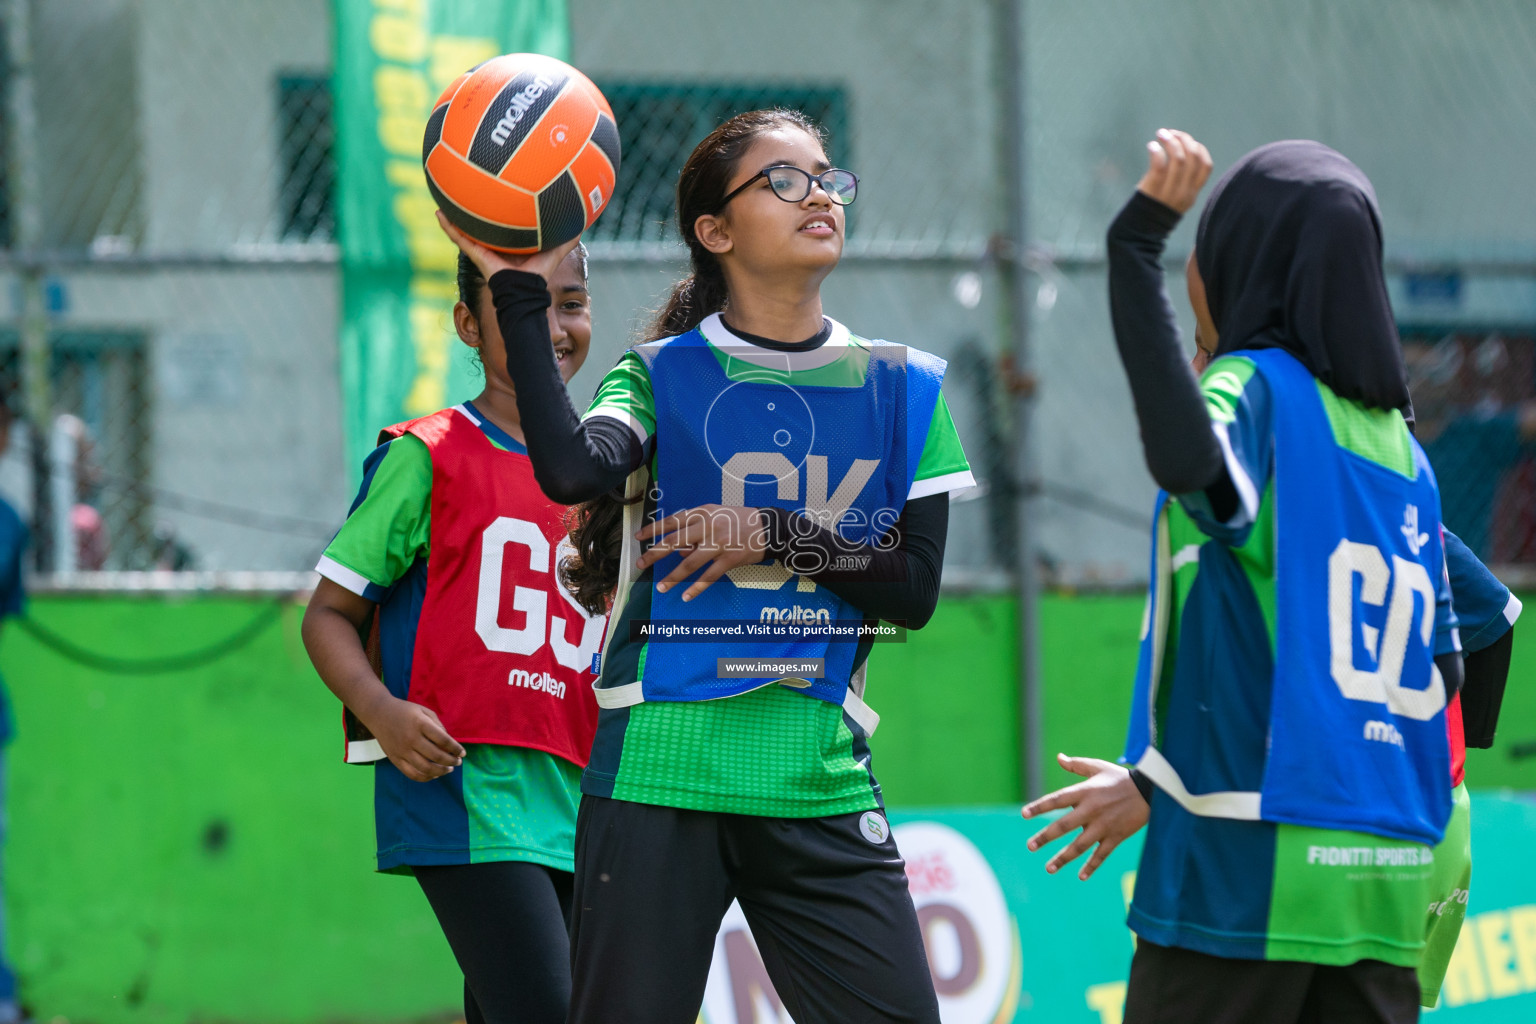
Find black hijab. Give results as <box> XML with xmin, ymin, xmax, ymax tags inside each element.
<box><xmin>1195</xmin><ymin>140</ymin><xmax>1410</xmax><ymax>412</ymax></box>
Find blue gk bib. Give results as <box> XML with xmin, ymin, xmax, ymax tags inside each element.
<box><xmin>610</xmin><ymin>316</ymin><xmax>944</xmax><ymax>733</ymax></box>
<box><xmin>1124</xmin><ymin>349</ymin><xmax>1453</xmax><ymax>845</ymax></box>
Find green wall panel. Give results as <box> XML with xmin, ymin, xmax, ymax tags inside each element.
<box><xmin>2</xmin><ymin>589</ymin><xmax>1529</xmax><ymax>1019</ymax></box>
<box><xmin>1029</xmin><ymin>590</ymin><xmax>1536</xmax><ymax>794</ymax></box>
<box><xmin>864</xmin><ymin>593</ymin><xmax>1022</xmax><ymax>806</ymax></box>
<box><xmin>0</xmin><ymin>592</ymin><xmax>1030</xmax><ymax>1020</ymax></box>
<box><xmin>4</xmin><ymin>596</ymin><xmax>459</xmax><ymax>1021</ymax></box>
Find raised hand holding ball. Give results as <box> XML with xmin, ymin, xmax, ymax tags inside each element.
<box><xmin>435</xmin><ymin>210</ymin><xmax>578</xmax><ymax>284</ymax></box>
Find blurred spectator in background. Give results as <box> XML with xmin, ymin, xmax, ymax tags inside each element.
<box><xmin>152</xmin><ymin>523</ymin><xmax>197</xmax><ymax>572</ymax></box>
<box><xmin>1405</xmin><ymin>335</ymin><xmax>1536</xmax><ymax>561</ymax></box>
<box><xmin>54</xmin><ymin>415</ymin><xmax>110</xmax><ymax>571</ymax></box>
<box><xmin>0</xmin><ymin>403</ymin><xmax>29</xmax><ymax>1023</ymax></box>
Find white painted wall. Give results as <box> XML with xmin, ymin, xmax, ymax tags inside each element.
<box><xmin>34</xmin><ymin>0</ymin><xmax>142</xmax><ymax>248</ymax></box>
<box><xmin>136</xmin><ymin>0</ymin><xmax>332</xmax><ymax>252</ymax></box>
<box><xmin>49</xmin><ymin>266</ymin><xmax>347</xmax><ymax>570</ymax></box>
<box><xmin>569</xmin><ymin>0</ymin><xmax>1001</xmax><ymax>250</ymax></box>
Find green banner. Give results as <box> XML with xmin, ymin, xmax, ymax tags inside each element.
<box><xmin>699</xmin><ymin>796</ymin><xmax>1536</xmax><ymax>1023</ymax></box>
<box><xmin>333</xmin><ymin>0</ymin><xmax>569</xmax><ymax>469</ymax></box>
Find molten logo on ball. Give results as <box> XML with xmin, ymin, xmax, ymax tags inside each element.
<box><xmin>423</xmin><ymin>53</ymin><xmax>621</xmax><ymax>253</ymax></box>
<box><xmin>490</xmin><ymin>74</ymin><xmax>557</xmax><ymax>146</ymax></box>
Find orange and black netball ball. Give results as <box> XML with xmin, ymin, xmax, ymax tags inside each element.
<box><xmin>423</xmin><ymin>53</ymin><xmax>621</xmax><ymax>253</ymax></box>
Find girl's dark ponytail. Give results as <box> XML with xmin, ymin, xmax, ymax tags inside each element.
<box><xmin>652</xmin><ymin>263</ymin><xmax>729</xmax><ymax>340</ymax></box>
<box><xmin>560</xmin><ymin>496</ymin><xmax>627</xmax><ymax>618</ymax></box>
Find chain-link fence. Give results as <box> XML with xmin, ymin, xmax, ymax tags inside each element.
<box><xmin>571</xmin><ymin>0</ymin><xmax>999</xmax><ymax>258</ymax></box>
<box><xmin>3</xmin><ymin>0</ymin><xmax>1535</xmax><ymax>587</ymax></box>
<box><xmin>1405</xmin><ymin>331</ymin><xmax>1536</xmax><ymax>568</ymax></box>
<box><xmin>2</xmin><ymin>0</ymin><xmax>344</xmax><ymax>577</ymax></box>
<box><xmin>1019</xmin><ymin>0</ymin><xmax>1536</xmax><ymax>584</ymax></box>
<box><xmin>574</xmin><ymin>0</ymin><xmax>1536</xmax><ymax>587</ymax></box>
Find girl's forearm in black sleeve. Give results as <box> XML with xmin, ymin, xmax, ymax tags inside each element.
<box><xmin>761</xmin><ymin>494</ymin><xmax>948</xmax><ymax>629</ymax></box>
<box><xmin>1106</xmin><ymin>192</ymin><xmax>1228</xmax><ymax>498</ymax></box>
<box><xmin>489</xmin><ymin>269</ymin><xmax>643</xmax><ymax>503</ymax></box>
<box><xmin>1461</xmin><ymin>625</ymin><xmax>1513</xmax><ymax>748</ymax></box>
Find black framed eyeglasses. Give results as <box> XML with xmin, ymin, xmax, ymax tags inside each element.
<box><xmin>717</xmin><ymin>165</ymin><xmax>859</xmax><ymax>210</ymax></box>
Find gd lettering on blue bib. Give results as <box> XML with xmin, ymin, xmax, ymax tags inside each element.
<box><xmin>1125</xmin><ymin>349</ymin><xmax>1453</xmax><ymax>845</ymax></box>
<box><xmin>633</xmin><ymin>321</ymin><xmax>944</xmax><ymax>723</ymax></box>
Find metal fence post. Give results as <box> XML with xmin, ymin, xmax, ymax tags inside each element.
<box><xmin>996</xmin><ymin>0</ymin><xmax>1044</xmax><ymax>800</ymax></box>
<box><xmin>6</xmin><ymin>0</ymin><xmax>55</xmax><ymax>570</ymax></box>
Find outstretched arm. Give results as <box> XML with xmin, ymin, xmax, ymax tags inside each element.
<box><xmin>490</xmin><ymin>269</ymin><xmax>646</xmax><ymax>502</ymax></box>
<box><xmin>635</xmin><ymin>494</ymin><xmax>949</xmax><ymax>627</ymax></box>
<box><xmin>1107</xmin><ymin>130</ymin><xmax>1238</xmax><ymax>518</ymax></box>
<box><xmin>764</xmin><ymin>494</ymin><xmax>949</xmax><ymax>629</ymax></box>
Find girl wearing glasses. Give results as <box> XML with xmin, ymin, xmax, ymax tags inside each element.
<box><xmin>439</xmin><ymin>108</ymin><xmax>972</xmax><ymax>1022</ymax></box>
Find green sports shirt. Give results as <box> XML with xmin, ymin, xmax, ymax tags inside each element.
<box><xmin>578</xmin><ymin>319</ymin><xmax>973</xmax><ymax>817</ymax></box>
<box><xmin>317</xmin><ymin>417</ymin><xmax>583</xmax><ymax>873</ymax></box>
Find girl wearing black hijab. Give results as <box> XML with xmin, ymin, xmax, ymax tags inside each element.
<box><xmin>1046</xmin><ymin>133</ymin><xmax>1463</xmax><ymax>1024</ymax></box>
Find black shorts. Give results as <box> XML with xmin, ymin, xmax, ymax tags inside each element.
<box><xmin>1125</xmin><ymin>939</ymin><xmax>1421</xmax><ymax>1024</ymax></box>
<box><xmin>568</xmin><ymin>795</ymin><xmax>941</xmax><ymax>1024</ymax></box>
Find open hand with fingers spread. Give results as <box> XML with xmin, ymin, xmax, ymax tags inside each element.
<box><xmin>635</xmin><ymin>504</ymin><xmax>771</xmax><ymax>602</ymax></box>
<box><xmin>1136</xmin><ymin>129</ymin><xmax>1213</xmax><ymax>215</ymax></box>
<box><xmin>1021</xmin><ymin>752</ymin><xmax>1150</xmax><ymax>880</ymax></box>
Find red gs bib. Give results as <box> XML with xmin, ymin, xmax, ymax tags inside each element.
<box><xmin>384</xmin><ymin>406</ymin><xmax>603</xmax><ymax>766</ymax></box>
<box><xmin>1447</xmin><ymin>693</ymin><xmax>1465</xmax><ymax>789</ymax></box>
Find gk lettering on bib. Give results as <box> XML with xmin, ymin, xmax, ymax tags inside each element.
<box><xmin>599</xmin><ymin>316</ymin><xmax>944</xmax><ymax>727</ymax></box>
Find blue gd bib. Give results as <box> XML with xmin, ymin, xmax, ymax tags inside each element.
<box><xmin>1124</xmin><ymin>349</ymin><xmax>1453</xmax><ymax>845</ymax></box>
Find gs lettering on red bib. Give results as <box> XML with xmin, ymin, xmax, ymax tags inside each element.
<box><xmin>386</xmin><ymin>407</ymin><xmax>604</xmax><ymax>767</ymax></box>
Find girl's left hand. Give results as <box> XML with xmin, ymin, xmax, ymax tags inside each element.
<box><xmin>436</xmin><ymin>210</ymin><xmax>579</xmax><ymax>284</ymax></box>
<box><xmin>636</xmin><ymin>504</ymin><xmax>770</xmax><ymax>601</ymax></box>
<box><xmin>1021</xmin><ymin>752</ymin><xmax>1150</xmax><ymax>880</ymax></box>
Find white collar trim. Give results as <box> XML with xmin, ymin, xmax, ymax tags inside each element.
<box><xmin>696</xmin><ymin>312</ymin><xmax>853</xmax><ymax>373</ymax></box>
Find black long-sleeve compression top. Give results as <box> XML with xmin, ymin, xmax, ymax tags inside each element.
<box><xmin>1106</xmin><ymin>192</ymin><xmax>1237</xmax><ymax>511</ymax></box>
